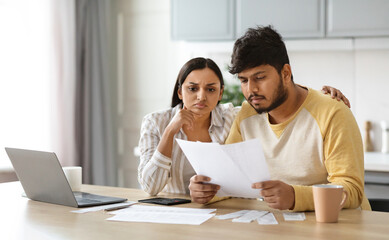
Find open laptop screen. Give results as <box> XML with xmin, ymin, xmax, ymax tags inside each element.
<box><xmin>5</xmin><ymin>148</ymin><xmax>126</xmax><ymax>207</ymax></box>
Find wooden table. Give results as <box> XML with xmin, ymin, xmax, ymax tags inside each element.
<box><xmin>1</xmin><ymin>182</ymin><xmax>388</xmax><ymax>240</ymax></box>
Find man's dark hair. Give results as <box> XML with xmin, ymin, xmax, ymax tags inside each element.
<box><xmin>229</xmin><ymin>25</ymin><xmax>293</xmax><ymax>81</ymax></box>
<box><xmin>171</xmin><ymin>57</ymin><xmax>224</xmax><ymax>107</ymax></box>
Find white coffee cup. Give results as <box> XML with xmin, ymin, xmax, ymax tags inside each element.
<box><xmin>62</xmin><ymin>166</ymin><xmax>82</xmax><ymax>191</ymax></box>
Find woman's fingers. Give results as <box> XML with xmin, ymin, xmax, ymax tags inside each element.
<box><xmin>321</xmin><ymin>86</ymin><xmax>351</xmax><ymax>108</ymax></box>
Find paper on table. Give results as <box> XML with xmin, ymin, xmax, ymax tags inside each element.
<box><xmin>176</xmin><ymin>138</ymin><xmax>270</xmax><ymax>198</ymax></box>
<box><xmin>106</xmin><ymin>205</ymin><xmax>216</xmax><ymax>225</ymax></box>
<box><xmin>107</xmin><ymin>205</ymin><xmax>216</xmax><ymax>215</ymax></box>
<box><xmin>107</xmin><ymin>211</ymin><xmax>215</xmax><ymax>225</ymax></box>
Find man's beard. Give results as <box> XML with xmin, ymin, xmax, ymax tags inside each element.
<box><xmin>246</xmin><ymin>75</ymin><xmax>288</xmax><ymax>114</ymax></box>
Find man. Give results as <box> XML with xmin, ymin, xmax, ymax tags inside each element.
<box><xmin>188</xmin><ymin>26</ymin><xmax>370</xmax><ymax>212</ymax></box>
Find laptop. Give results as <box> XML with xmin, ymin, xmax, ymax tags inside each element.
<box><xmin>5</xmin><ymin>147</ymin><xmax>127</xmax><ymax>208</ymax></box>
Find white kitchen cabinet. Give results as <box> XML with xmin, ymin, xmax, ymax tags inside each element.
<box><xmin>172</xmin><ymin>0</ymin><xmax>325</xmax><ymax>40</ymax></box>
<box><xmin>236</xmin><ymin>0</ymin><xmax>325</xmax><ymax>39</ymax></box>
<box><xmin>326</xmin><ymin>0</ymin><xmax>389</xmax><ymax>37</ymax></box>
<box><xmin>171</xmin><ymin>0</ymin><xmax>235</xmax><ymax>41</ymax></box>
<box><xmin>172</xmin><ymin>0</ymin><xmax>389</xmax><ymax>41</ymax></box>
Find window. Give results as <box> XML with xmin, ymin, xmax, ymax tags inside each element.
<box><xmin>0</xmin><ymin>0</ymin><xmax>51</xmax><ymax>168</ymax></box>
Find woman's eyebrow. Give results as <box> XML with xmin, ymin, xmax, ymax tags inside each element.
<box><xmin>188</xmin><ymin>82</ymin><xmax>218</xmax><ymax>86</ymax></box>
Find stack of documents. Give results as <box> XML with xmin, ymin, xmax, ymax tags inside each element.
<box><xmin>106</xmin><ymin>205</ymin><xmax>216</xmax><ymax>225</ymax></box>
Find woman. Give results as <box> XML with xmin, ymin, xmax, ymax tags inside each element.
<box><xmin>138</xmin><ymin>57</ymin><xmax>349</xmax><ymax>196</ymax></box>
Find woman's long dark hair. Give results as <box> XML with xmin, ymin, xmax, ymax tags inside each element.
<box><xmin>171</xmin><ymin>57</ymin><xmax>224</xmax><ymax>107</ymax></box>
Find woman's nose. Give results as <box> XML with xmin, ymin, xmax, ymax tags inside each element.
<box><xmin>197</xmin><ymin>89</ymin><xmax>206</xmax><ymax>100</ymax></box>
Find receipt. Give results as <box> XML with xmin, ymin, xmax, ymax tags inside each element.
<box><xmin>257</xmin><ymin>212</ymin><xmax>278</xmax><ymax>225</ymax></box>
<box><xmin>283</xmin><ymin>212</ymin><xmax>306</xmax><ymax>221</ymax></box>
<box><xmin>216</xmin><ymin>210</ymin><xmax>250</xmax><ymax>220</ymax></box>
<box><xmin>232</xmin><ymin>210</ymin><xmax>269</xmax><ymax>223</ymax></box>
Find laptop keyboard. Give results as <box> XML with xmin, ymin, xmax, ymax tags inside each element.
<box><xmin>76</xmin><ymin>198</ymin><xmax>101</xmax><ymax>204</ymax></box>
<box><xmin>74</xmin><ymin>192</ymin><xmax>103</xmax><ymax>204</ymax></box>
<box><xmin>72</xmin><ymin>191</ymin><xmax>126</xmax><ymax>206</ymax></box>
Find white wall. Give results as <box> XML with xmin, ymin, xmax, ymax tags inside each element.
<box><xmin>355</xmin><ymin>48</ymin><xmax>389</xmax><ymax>151</ymax></box>
<box><xmin>113</xmin><ymin>0</ymin><xmax>182</xmax><ymax>187</ymax></box>
<box><xmin>115</xmin><ymin>0</ymin><xmax>389</xmax><ymax>187</ymax></box>
<box><xmin>290</xmin><ymin>47</ymin><xmax>389</xmax><ymax>152</ymax></box>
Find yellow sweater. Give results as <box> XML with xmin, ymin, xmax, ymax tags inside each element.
<box><xmin>225</xmin><ymin>88</ymin><xmax>371</xmax><ymax>211</ymax></box>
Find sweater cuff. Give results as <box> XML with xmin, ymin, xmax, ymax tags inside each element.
<box><xmin>291</xmin><ymin>185</ymin><xmax>315</xmax><ymax>212</ymax></box>
<box><xmin>205</xmin><ymin>196</ymin><xmax>231</xmax><ymax>205</ymax></box>
<box><xmin>150</xmin><ymin>150</ymin><xmax>172</xmax><ymax>171</ymax></box>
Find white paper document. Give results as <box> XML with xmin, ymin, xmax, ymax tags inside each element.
<box><xmin>106</xmin><ymin>205</ymin><xmax>216</xmax><ymax>225</ymax></box>
<box><xmin>107</xmin><ymin>211</ymin><xmax>215</xmax><ymax>225</ymax></box>
<box><xmin>107</xmin><ymin>205</ymin><xmax>216</xmax><ymax>215</ymax></box>
<box><xmin>176</xmin><ymin>138</ymin><xmax>270</xmax><ymax>198</ymax></box>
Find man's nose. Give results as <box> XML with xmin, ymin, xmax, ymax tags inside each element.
<box><xmin>247</xmin><ymin>79</ymin><xmax>258</xmax><ymax>92</ymax></box>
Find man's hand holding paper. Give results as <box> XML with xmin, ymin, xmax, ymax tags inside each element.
<box><xmin>176</xmin><ymin>138</ymin><xmax>271</xmax><ymax>201</ymax></box>
<box><xmin>252</xmin><ymin>180</ymin><xmax>295</xmax><ymax>210</ymax></box>
<box><xmin>188</xmin><ymin>175</ymin><xmax>220</xmax><ymax>204</ymax></box>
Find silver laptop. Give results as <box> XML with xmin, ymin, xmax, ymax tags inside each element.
<box><xmin>5</xmin><ymin>148</ymin><xmax>127</xmax><ymax>208</ymax></box>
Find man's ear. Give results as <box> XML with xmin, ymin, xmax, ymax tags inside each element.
<box><xmin>282</xmin><ymin>64</ymin><xmax>292</xmax><ymax>83</ymax></box>
<box><xmin>219</xmin><ymin>86</ymin><xmax>224</xmax><ymax>101</ymax></box>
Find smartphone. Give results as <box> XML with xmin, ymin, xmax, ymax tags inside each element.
<box><xmin>138</xmin><ymin>197</ymin><xmax>191</xmax><ymax>206</ymax></box>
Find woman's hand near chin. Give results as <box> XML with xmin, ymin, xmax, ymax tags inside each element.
<box><xmin>157</xmin><ymin>106</ymin><xmax>200</xmax><ymax>158</ymax></box>
<box><xmin>167</xmin><ymin>105</ymin><xmax>205</xmax><ymax>132</ymax></box>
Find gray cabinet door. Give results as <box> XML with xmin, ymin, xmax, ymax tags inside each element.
<box><xmin>236</xmin><ymin>0</ymin><xmax>325</xmax><ymax>39</ymax></box>
<box><xmin>327</xmin><ymin>0</ymin><xmax>389</xmax><ymax>37</ymax></box>
<box><xmin>171</xmin><ymin>0</ymin><xmax>235</xmax><ymax>41</ymax></box>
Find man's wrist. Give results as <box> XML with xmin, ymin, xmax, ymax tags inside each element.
<box><xmin>289</xmin><ymin>185</ymin><xmax>296</xmax><ymax>210</ymax></box>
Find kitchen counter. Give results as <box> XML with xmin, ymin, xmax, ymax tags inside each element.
<box><xmin>0</xmin><ymin>165</ymin><xmax>17</xmax><ymax>183</ymax></box>
<box><xmin>364</xmin><ymin>152</ymin><xmax>389</xmax><ymax>199</ymax></box>
<box><xmin>364</xmin><ymin>152</ymin><xmax>389</xmax><ymax>172</ymax></box>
